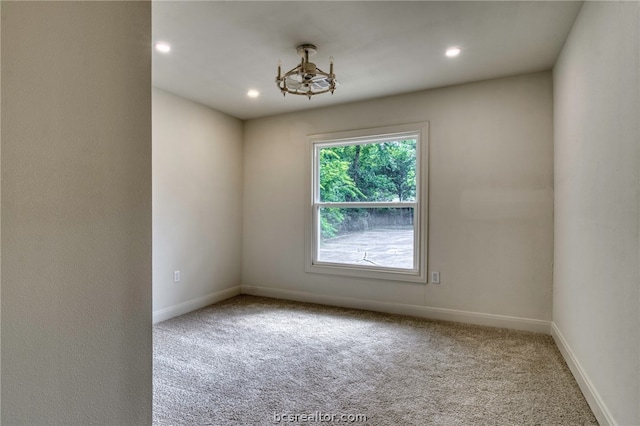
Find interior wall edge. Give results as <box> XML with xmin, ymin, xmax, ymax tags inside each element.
<box><xmin>551</xmin><ymin>322</ymin><xmax>616</xmax><ymax>426</ymax></box>
<box><xmin>0</xmin><ymin>2</ymin><xmax>3</xmax><ymax>419</ymax></box>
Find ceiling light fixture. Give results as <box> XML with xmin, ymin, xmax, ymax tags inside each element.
<box><xmin>446</xmin><ymin>47</ymin><xmax>462</xmax><ymax>57</ymax></box>
<box><xmin>276</xmin><ymin>44</ymin><xmax>336</xmax><ymax>100</ymax></box>
<box><xmin>247</xmin><ymin>89</ymin><xmax>260</xmax><ymax>98</ymax></box>
<box><xmin>154</xmin><ymin>42</ymin><xmax>171</xmax><ymax>53</ymax></box>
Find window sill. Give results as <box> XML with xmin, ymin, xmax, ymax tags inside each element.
<box><xmin>306</xmin><ymin>261</ymin><xmax>427</xmax><ymax>284</ymax></box>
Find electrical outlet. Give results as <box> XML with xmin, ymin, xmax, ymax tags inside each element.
<box><xmin>431</xmin><ymin>271</ymin><xmax>440</xmax><ymax>284</ymax></box>
<box><xmin>173</xmin><ymin>270</ymin><xmax>181</xmax><ymax>283</ymax></box>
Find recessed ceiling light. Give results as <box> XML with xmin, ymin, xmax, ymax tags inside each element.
<box><xmin>154</xmin><ymin>42</ymin><xmax>171</xmax><ymax>53</ymax></box>
<box><xmin>446</xmin><ymin>47</ymin><xmax>462</xmax><ymax>57</ymax></box>
<box><xmin>247</xmin><ymin>89</ymin><xmax>260</xmax><ymax>98</ymax></box>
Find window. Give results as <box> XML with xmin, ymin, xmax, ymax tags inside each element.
<box><xmin>306</xmin><ymin>123</ymin><xmax>428</xmax><ymax>283</ymax></box>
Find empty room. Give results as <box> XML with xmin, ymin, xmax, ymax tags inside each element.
<box><xmin>1</xmin><ymin>1</ymin><xmax>638</xmax><ymax>425</ymax></box>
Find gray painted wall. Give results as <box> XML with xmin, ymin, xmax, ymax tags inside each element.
<box><xmin>152</xmin><ymin>88</ymin><xmax>243</xmax><ymax>321</ymax></box>
<box><xmin>1</xmin><ymin>2</ymin><xmax>152</xmax><ymax>424</ymax></box>
<box><xmin>242</xmin><ymin>72</ymin><xmax>554</xmax><ymax>323</ymax></box>
<box><xmin>553</xmin><ymin>2</ymin><xmax>640</xmax><ymax>424</ymax></box>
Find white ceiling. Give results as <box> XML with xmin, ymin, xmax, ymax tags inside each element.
<box><xmin>152</xmin><ymin>1</ymin><xmax>583</xmax><ymax>120</ymax></box>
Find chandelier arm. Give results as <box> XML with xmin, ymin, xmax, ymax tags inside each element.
<box><xmin>282</xmin><ymin>66</ymin><xmax>301</xmax><ymax>77</ymax></box>
<box><xmin>313</xmin><ymin>68</ymin><xmax>332</xmax><ymax>77</ymax></box>
<box><xmin>281</xmin><ymin>70</ymin><xmax>302</xmax><ymax>80</ymax></box>
<box><xmin>279</xmin><ymin>68</ymin><xmax>332</xmax><ymax>82</ymax></box>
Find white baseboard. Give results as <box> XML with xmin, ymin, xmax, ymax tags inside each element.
<box><xmin>551</xmin><ymin>323</ymin><xmax>615</xmax><ymax>426</ymax></box>
<box><xmin>240</xmin><ymin>285</ymin><xmax>551</xmax><ymax>334</ymax></box>
<box><xmin>153</xmin><ymin>286</ymin><xmax>241</xmax><ymax>324</ymax></box>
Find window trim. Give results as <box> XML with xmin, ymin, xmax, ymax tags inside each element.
<box><xmin>305</xmin><ymin>123</ymin><xmax>429</xmax><ymax>283</ymax></box>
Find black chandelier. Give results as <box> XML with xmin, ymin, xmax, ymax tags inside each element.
<box><xmin>276</xmin><ymin>44</ymin><xmax>336</xmax><ymax>99</ymax></box>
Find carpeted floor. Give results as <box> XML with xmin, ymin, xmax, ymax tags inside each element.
<box><xmin>153</xmin><ymin>295</ymin><xmax>597</xmax><ymax>425</ymax></box>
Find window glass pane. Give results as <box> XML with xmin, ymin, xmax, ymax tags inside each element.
<box><xmin>319</xmin><ymin>139</ymin><xmax>417</xmax><ymax>203</ymax></box>
<box><xmin>318</xmin><ymin>207</ymin><xmax>414</xmax><ymax>269</ymax></box>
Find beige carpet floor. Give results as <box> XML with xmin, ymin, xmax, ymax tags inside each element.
<box><xmin>153</xmin><ymin>295</ymin><xmax>597</xmax><ymax>425</ymax></box>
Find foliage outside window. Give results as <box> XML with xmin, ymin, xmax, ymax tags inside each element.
<box><xmin>306</xmin><ymin>123</ymin><xmax>428</xmax><ymax>283</ymax></box>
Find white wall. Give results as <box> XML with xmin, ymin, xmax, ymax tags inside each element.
<box><xmin>242</xmin><ymin>72</ymin><xmax>554</xmax><ymax>329</ymax></box>
<box><xmin>553</xmin><ymin>2</ymin><xmax>640</xmax><ymax>425</ymax></box>
<box><xmin>153</xmin><ymin>88</ymin><xmax>243</xmax><ymax>322</ymax></box>
<box><xmin>1</xmin><ymin>2</ymin><xmax>152</xmax><ymax>424</ymax></box>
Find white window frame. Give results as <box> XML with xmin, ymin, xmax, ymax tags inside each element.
<box><xmin>305</xmin><ymin>123</ymin><xmax>429</xmax><ymax>283</ymax></box>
